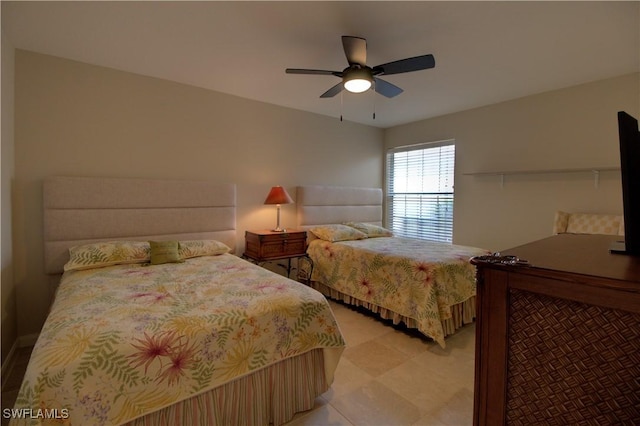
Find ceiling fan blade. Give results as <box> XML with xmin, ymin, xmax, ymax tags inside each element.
<box><xmin>373</xmin><ymin>54</ymin><xmax>435</xmax><ymax>76</ymax></box>
<box><xmin>374</xmin><ymin>77</ymin><xmax>403</xmax><ymax>98</ymax></box>
<box><xmin>286</xmin><ymin>68</ymin><xmax>341</xmax><ymax>76</ymax></box>
<box><xmin>320</xmin><ymin>82</ymin><xmax>344</xmax><ymax>98</ymax></box>
<box><xmin>342</xmin><ymin>36</ymin><xmax>367</xmax><ymax>66</ymax></box>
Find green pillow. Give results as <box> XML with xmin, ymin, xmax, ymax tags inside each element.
<box><xmin>149</xmin><ymin>240</ymin><xmax>183</xmax><ymax>265</ymax></box>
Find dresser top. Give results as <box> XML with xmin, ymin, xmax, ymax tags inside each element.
<box><xmin>500</xmin><ymin>234</ymin><xmax>640</xmax><ymax>284</ymax></box>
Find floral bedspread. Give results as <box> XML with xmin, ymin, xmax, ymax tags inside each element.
<box><xmin>12</xmin><ymin>254</ymin><xmax>345</xmax><ymax>425</ymax></box>
<box><xmin>308</xmin><ymin>237</ymin><xmax>488</xmax><ymax>347</ymax></box>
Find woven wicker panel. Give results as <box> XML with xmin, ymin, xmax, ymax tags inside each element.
<box><xmin>506</xmin><ymin>289</ymin><xmax>640</xmax><ymax>425</ymax></box>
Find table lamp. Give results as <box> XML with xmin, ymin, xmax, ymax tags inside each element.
<box><xmin>264</xmin><ymin>186</ymin><xmax>293</xmax><ymax>232</ymax></box>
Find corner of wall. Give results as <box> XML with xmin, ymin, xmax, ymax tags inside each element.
<box><xmin>1</xmin><ymin>28</ymin><xmax>18</xmax><ymax>364</ymax></box>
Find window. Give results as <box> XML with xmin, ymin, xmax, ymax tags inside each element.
<box><xmin>386</xmin><ymin>141</ymin><xmax>455</xmax><ymax>242</ymax></box>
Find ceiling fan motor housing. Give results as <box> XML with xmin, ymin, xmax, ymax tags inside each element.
<box><xmin>343</xmin><ymin>66</ymin><xmax>374</xmax><ymax>92</ymax></box>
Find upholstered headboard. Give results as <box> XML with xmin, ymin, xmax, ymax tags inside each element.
<box><xmin>296</xmin><ymin>185</ymin><xmax>383</xmax><ymax>228</ymax></box>
<box><xmin>43</xmin><ymin>176</ymin><xmax>236</xmax><ymax>274</ymax></box>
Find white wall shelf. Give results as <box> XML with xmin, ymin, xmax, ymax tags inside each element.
<box><xmin>463</xmin><ymin>167</ymin><xmax>620</xmax><ymax>188</ymax></box>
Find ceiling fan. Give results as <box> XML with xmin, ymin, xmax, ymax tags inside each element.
<box><xmin>286</xmin><ymin>35</ymin><xmax>435</xmax><ymax>99</ymax></box>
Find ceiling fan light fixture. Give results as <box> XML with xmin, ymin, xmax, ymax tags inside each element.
<box><xmin>344</xmin><ymin>78</ymin><xmax>372</xmax><ymax>93</ymax></box>
<box><xmin>343</xmin><ymin>68</ymin><xmax>372</xmax><ymax>93</ymax></box>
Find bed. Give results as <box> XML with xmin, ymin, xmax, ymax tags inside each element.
<box><xmin>11</xmin><ymin>177</ymin><xmax>345</xmax><ymax>426</ymax></box>
<box><xmin>296</xmin><ymin>185</ymin><xmax>489</xmax><ymax>347</ymax></box>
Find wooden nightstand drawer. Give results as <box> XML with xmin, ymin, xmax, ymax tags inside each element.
<box><xmin>244</xmin><ymin>230</ymin><xmax>307</xmax><ymax>261</ymax></box>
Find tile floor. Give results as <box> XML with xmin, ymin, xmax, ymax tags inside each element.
<box><xmin>0</xmin><ymin>300</ymin><xmax>475</xmax><ymax>426</ymax></box>
<box><xmin>284</xmin><ymin>300</ymin><xmax>476</xmax><ymax>426</ymax></box>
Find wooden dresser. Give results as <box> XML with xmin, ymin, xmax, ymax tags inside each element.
<box><xmin>471</xmin><ymin>234</ymin><xmax>640</xmax><ymax>425</ymax></box>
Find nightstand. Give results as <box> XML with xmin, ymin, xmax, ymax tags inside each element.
<box><xmin>242</xmin><ymin>229</ymin><xmax>312</xmax><ymax>282</ymax></box>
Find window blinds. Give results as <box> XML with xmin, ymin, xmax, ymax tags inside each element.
<box><xmin>386</xmin><ymin>141</ymin><xmax>455</xmax><ymax>243</ymax></box>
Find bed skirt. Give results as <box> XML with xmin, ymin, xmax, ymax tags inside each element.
<box><xmin>310</xmin><ymin>281</ymin><xmax>476</xmax><ymax>339</ymax></box>
<box><xmin>123</xmin><ymin>348</ymin><xmax>327</xmax><ymax>426</ymax></box>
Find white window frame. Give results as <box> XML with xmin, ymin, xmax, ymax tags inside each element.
<box><xmin>385</xmin><ymin>140</ymin><xmax>456</xmax><ymax>243</ymax></box>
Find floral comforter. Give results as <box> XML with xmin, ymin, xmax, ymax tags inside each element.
<box><xmin>13</xmin><ymin>254</ymin><xmax>345</xmax><ymax>425</ymax></box>
<box><xmin>308</xmin><ymin>237</ymin><xmax>488</xmax><ymax>347</ymax></box>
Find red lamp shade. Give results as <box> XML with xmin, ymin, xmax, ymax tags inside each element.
<box><xmin>264</xmin><ymin>186</ymin><xmax>293</xmax><ymax>205</ymax></box>
<box><xmin>264</xmin><ymin>186</ymin><xmax>293</xmax><ymax>232</ymax></box>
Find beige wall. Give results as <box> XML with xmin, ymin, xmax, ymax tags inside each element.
<box><xmin>385</xmin><ymin>73</ymin><xmax>640</xmax><ymax>251</ymax></box>
<box><xmin>1</xmin><ymin>31</ymin><xmax>16</xmax><ymax>363</ymax></box>
<box><xmin>9</xmin><ymin>48</ymin><xmax>640</xmax><ymax>341</ymax></box>
<box><xmin>13</xmin><ymin>50</ymin><xmax>384</xmax><ymax>337</ymax></box>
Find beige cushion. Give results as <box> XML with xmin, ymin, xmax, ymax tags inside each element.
<box><xmin>552</xmin><ymin>211</ymin><xmax>570</xmax><ymax>235</ymax></box>
<box><xmin>554</xmin><ymin>211</ymin><xmax>623</xmax><ymax>236</ymax></box>
<box><xmin>344</xmin><ymin>222</ymin><xmax>393</xmax><ymax>238</ymax></box>
<box><xmin>309</xmin><ymin>224</ymin><xmax>368</xmax><ymax>242</ymax></box>
<box><xmin>178</xmin><ymin>240</ymin><xmax>231</xmax><ymax>259</ymax></box>
<box><xmin>64</xmin><ymin>241</ymin><xmax>150</xmax><ymax>272</ymax></box>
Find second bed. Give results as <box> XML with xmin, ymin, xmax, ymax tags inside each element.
<box><xmin>296</xmin><ymin>185</ymin><xmax>489</xmax><ymax>347</ymax></box>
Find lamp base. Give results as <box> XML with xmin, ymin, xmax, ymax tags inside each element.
<box><xmin>271</xmin><ymin>204</ymin><xmax>287</xmax><ymax>232</ymax></box>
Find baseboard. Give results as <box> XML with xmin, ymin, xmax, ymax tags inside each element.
<box><xmin>1</xmin><ymin>333</ymin><xmax>39</xmax><ymax>391</ymax></box>
<box><xmin>17</xmin><ymin>333</ymin><xmax>39</xmax><ymax>348</ymax></box>
<box><xmin>1</xmin><ymin>340</ymin><xmax>18</xmax><ymax>390</ymax></box>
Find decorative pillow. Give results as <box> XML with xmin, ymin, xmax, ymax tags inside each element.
<box><xmin>178</xmin><ymin>240</ymin><xmax>231</xmax><ymax>259</ymax></box>
<box><xmin>309</xmin><ymin>224</ymin><xmax>368</xmax><ymax>242</ymax></box>
<box><xmin>552</xmin><ymin>211</ymin><xmax>570</xmax><ymax>234</ymax></box>
<box><xmin>149</xmin><ymin>240</ymin><xmax>183</xmax><ymax>265</ymax></box>
<box><xmin>64</xmin><ymin>241</ymin><xmax>150</xmax><ymax>272</ymax></box>
<box><xmin>344</xmin><ymin>222</ymin><xmax>393</xmax><ymax>238</ymax></box>
<box><xmin>566</xmin><ymin>213</ymin><xmax>621</xmax><ymax>236</ymax></box>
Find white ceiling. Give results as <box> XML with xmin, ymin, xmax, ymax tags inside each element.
<box><xmin>3</xmin><ymin>1</ymin><xmax>639</xmax><ymax>128</ymax></box>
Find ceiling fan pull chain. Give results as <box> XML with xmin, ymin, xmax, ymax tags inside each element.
<box><xmin>340</xmin><ymin>90</ymin><xmax>343</xmax><ymax>122</ymax></box>
<box><xmin>372</xmin><ymin>80</ymin><xmax>376</xmax><ymax>120</ymax></box>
